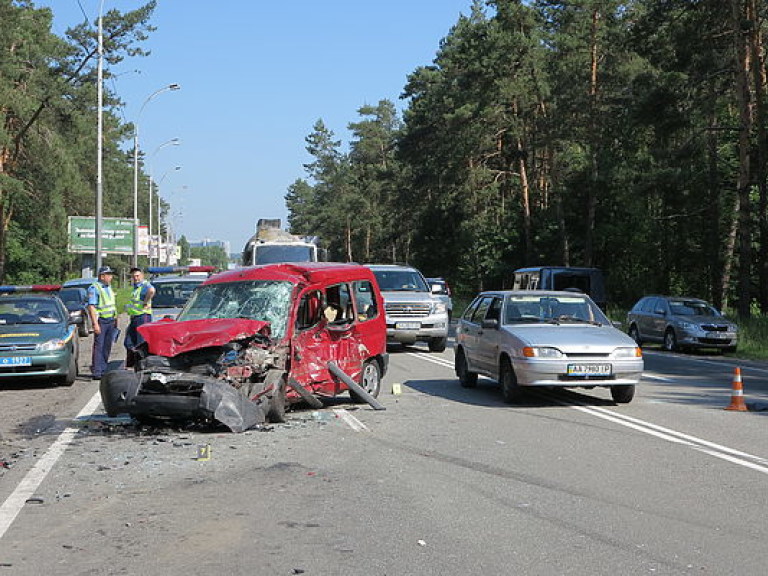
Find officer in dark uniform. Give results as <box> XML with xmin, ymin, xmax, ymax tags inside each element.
<box><xmin>87</xmin><ymin>266</ymin><xmax>117</xmax><ymax>379</ymax></box>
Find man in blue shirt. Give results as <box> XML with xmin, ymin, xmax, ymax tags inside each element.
<box><xmin>124</xmin><ymin>267</ymin><xmax>155</xmax><ymax>368</ymax></box>
<box><xmin>87</xmin><ymin>266</ymin><xmax>117</xmax><ymax>379</ymax></box>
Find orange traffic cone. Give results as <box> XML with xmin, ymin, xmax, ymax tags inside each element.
<box><xmin>725</xmin><ymin>367</ymin><xmax>748</xmax><ymax>411</ymax></box>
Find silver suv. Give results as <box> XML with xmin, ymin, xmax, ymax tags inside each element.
<box><xmin>626</xmin><ymin>295</ymin><xmax>738</xmax><ymax>353</ymax></box>
<box><xmin>367</xmin><ymin>264</ymin><xmax>449</xmax><ymax>352</ymax></box>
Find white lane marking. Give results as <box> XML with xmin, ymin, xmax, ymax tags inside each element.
<box><xmin>570</xmin><ymin>405</ymin><xmax>694</xmax><ymax>447</ymax></box>
<box><xmin>407</xmin><ymin>352</ymin><xmax>768</xmax><ymax>476</ymax></box>
<box><xmin>581</xmin><ymin>404</ymin><xmax>768</xmax><ymax>466</ymax></box>
<box><xmin>333</xmin><ymin>408</ymin><xmax>368</xmax><ymax>432</ymax></box>
<box><xmin>407</xmin><ymin>351</ymin><xmax>454</xmax><ymax>369</ymax></box>
<box><xmin>641</xmin><ymin>372</ymin><xmax>674</xmax><ymax>382</ymax></box>
<box><xmin>565</xmin><ymin>402</ymin><xmax>768</xmax><ymax>475</ymax></box>
<box><xmin>0</xmin><ymin>391</ymin><xmax>102</xmax><ymax>540</ymax></box>
<box><xmin>643</xmin><ymin>350</ymin><xmax>768</xmax><ymax>376</ymax></box>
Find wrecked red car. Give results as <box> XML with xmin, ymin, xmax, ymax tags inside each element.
<box><xmin>100</xmin><ymin>263</ymin><xmax>388</xmax><ymax>431</ymax></box>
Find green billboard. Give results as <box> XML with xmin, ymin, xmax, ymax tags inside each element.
<box><xmin>68</xmin><ymin>216</ymin><xmax>135</xmax><ymax>254</ymax></box>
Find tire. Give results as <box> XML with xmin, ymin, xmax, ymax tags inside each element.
<box><xmin>264</xmin><ymin>370</ymin><xmax>287</xmax><ymax>423</ymax></box>
<box><xmin>78</xmin><ymin>322</ymin><xmax>88</xmax><ymax>338</ymax></box>
<box><xmin>500</xmin><ymin>358</ymin><xmax>523</xmax><ymax>403</ymax></box>
<box><xmin>611</xmin><ymin>384</ymin><xmax>635</xmax><ymax>404</ymax></box>
<box><xmin>59</xmin><ymin>351</ymin><xmax>78</xmax><ymax>386</ymax></box>
<box><xmin>350</xmin><ymin>359</ymin><xmax>382</xmax><ymax>403</ymax></box>
<box><xmin>100</xmin><ymin>370</ymin><xmax>140</xmax><ymax>417</ymax></box>
<box><xmin>628</xmin><ymin>324</ymin><xmax>642</xmax><ymax>347</ymax></box>
<box><xmin>663</xmin><ymin>329</ymin><xmax>678</xmax><ymax>352</ymax></box>
<box><xmin>428</xmin><ymin>336</ymin><xmax>447</xmax><ymax>352</ymax></box>
<box><xmin>455</xmin><ymin>349</ymin><xmax>477</xmax><ymax>388</ymax></box>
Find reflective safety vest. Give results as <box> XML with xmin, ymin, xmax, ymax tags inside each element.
<box><xmin>125</xmin><ymin>281</ymin><xmax>152</xmax><ymax>316</ymax></box>
<box><xmin>92</xmin><ymin>282</ymin><xmax>116</xmax><ymax>319</ymax></box>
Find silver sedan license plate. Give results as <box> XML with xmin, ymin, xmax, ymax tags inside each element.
<box><xmin>567</xmin><ymin>363</ymin><xmax>611</xmax><ymax>376</ymax></box>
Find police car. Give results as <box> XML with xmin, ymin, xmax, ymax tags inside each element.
<box><xmin>0</xmin><ymin>285</ymin><xmax>80</xmax><ymax>385</ymax></box>
<box><xmin>147</xmin><ymin>266</ymin><xmax>215</xmax><ymax>321</ymax></box>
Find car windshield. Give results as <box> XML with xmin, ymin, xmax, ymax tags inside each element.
<box><xmin>177</xmin><ymin>280</ymin><xmax>294</xmax><ymax>338</ymax></box>
<box><xmin>58</xmin><ymin>288</ymin><xmax>85</xmax><ymax>307</ymax></box>
<box><xmin>0</xmin><ymin>298</ymin><xmax>64</xmax><ymax>324</ymax></box>
<box><xmin>373</xmin><ymin>270</ymin><xmax>428</xmax><ymax>292</ymax></box>
<box><xmin>254</xmin><ymin>245</ymin><xmax>314</xmax><ymax>264</ymax></box>
<box><xmin>503</xmin><ymin>294</ymin><xmax>609</xmax><ymax>325</ymax></box>
<box><xmin>669</xmin><ymin>300</ymin><xmax>719</xmax><ymax>317</ymax></box>
<box><xmin>152</xmin><ymin>280</ymin><xmax>204</xmax><ymax>308</ymax></box>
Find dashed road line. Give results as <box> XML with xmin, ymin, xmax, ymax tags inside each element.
<box><xmin>333</xmin><ymin>408</ymin><xmax>369</xmax><ymax>431</ymax></box>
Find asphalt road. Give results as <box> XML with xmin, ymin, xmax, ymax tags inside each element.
<box><xmin>1</xmin><ymin>333</ymin><xmax>767</xmax><ymax>575</ymax></box>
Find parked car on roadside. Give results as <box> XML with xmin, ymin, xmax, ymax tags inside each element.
<box><xmin>100</xmin><ymin>263</ymin><xmax>389</xmax><ymax>431</ymax></box>
<box><xmin>0</xmin><ymin>285</ymin><xmax>80</xmax><ymax>386</ymax></box>
<box><xmin>626</xmin><ymin>295</ymin><xmax>738</xmax><ymax>353</ymax></box>
<box><xmin>455</xmin><ymin>290</ymin><xmax>643</xmax><ymax>404</ymax></box>
<box><xmin>366</xmin><ymin>264</ymin><xmax>450</xmax><ymax>352</ymax></box>
<box><xmin>147</xmin><ymin>266</ymin><xmax>215</xmax><ymax>321</ymax></box>
<box><xmin>58</xmin><ymin>286</ymin><xmax>91</xmax><ymax>337</ymax></box>
<box><xmin>426</xmin><ymin>277</ymin><xmax>453</xmax><ymax>321</ymax></box>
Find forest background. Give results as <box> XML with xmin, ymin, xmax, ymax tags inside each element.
<box><xmin>2</xmin><ymin>0</ymin><xmax>768</xmax><ymax>320</ymax></box>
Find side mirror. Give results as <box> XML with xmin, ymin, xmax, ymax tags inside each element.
<box><xmin>481</xmin><ymin>318</ymin><xmax>499</xmax><ymax>330</ymax></box>
<box><xmin>431</xmin><ymin>284</ymin><xmax>442</xmax><ymax>294</ymax></box>
<box><xmin>68</xmin><ymin>311</ymin><xmax>84</xmax><ymax>325</ymax></box>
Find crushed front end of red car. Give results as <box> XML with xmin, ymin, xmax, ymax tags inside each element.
<box><xmin>100</xmin><ymin>263</ymin><xmax>388</xmax><ymax>432</ymax></box>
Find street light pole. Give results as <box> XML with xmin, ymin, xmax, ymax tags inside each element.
<box><xmin>132</xmin><ymin>83</ymin><xmax>180</xmax><ymax>266</ymax></box>
<box><xmin>95</xmin><ymin>0</ymin><xmax>105</xmax><ymax>273</ymax></box>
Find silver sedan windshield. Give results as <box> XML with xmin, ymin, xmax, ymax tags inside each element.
<box><xmin>503</xmin><ymin>294</ymin><xmax>609</xmax><ymax>325</ymax></box>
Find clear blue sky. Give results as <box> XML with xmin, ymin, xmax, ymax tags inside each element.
<box><xmin>39</xmin><ymin>0</ymin><xmax>473</xmax><ymax>255</ymax></box>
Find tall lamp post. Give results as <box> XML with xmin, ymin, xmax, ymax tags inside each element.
<box><xmin>158</xmin><ymin>185</ymin><xmax>187</xmax><ymax>265</ymax></box>
<box><xmin>132</xmin><ymin>84</ymin><xmax>180</xmax><ymax>266</ymax></box>
<box><xmin>95</xmin><ymin>0</ymin><xmax>105</xmax><ymax>273</ymax></box>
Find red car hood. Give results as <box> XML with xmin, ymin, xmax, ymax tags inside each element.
<box><xmin>138</xmin><ymin>318</ymin><xmax>271</xmax><ymax>357</ymax></box>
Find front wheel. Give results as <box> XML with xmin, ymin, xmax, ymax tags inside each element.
<box><xmin>663</xmin><ymin>329</ymin><xmax>678</xmax><ymax>352</ymax></box>
<box><xmin>350</xmin><ymin>359</ymin><xmax>382</xmax><ymax>403</ymax></box>
<box><xmin>455</xmin><ymin>349</ymin><xmax>477</xmax><ymax>388</ymax></box>
<box><xmin>428</xmin><ymin>336</ymin><xmax>447</xmax><ymax>352</ymax></box>
<box><xmin>611</xmin><ymin>385</ymin><xmax>635</xmax><ymax>404</ymax></box>
<box><xmin>500</xmin><ymin>358</ymin><xmax>523</xmax><ymax>403</ymax></box>
<box><xmin>59</xmin><ymin>350</ymin><xmax>78</xmax><ymax>386</ymax></box>
<box><xmin>628</xmin><ymin>325</ymin><xmax>642</xmax><ymax>346</ymax></box>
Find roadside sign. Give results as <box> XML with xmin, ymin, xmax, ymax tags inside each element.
<box><xmin>68</xmin><ymin>216</ymin><xmax>135</xmax><ymax>254</ymax></box>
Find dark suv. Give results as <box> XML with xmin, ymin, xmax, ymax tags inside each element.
<box><xmin>626</xmin><ymin>295</ymin><xmax>738</xmax><ymax>353</ymax></box>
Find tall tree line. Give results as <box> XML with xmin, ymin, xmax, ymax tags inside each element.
<box><xmin>1</xmin><ymin>0</ymin><xmax>160</xmax><ymax>283</ymax></box>
<box><xmin>287</xmin><ymin>0</ymin><xmax>768</xmax><ymax>316</ymax></box>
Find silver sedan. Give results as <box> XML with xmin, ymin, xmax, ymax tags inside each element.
<box><xmin>455</xmin><ymin>290</ymin><xmax>643</xmax><ymax>403</ymax></box>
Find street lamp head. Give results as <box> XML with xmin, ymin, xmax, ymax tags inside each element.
<box><xmin>169</xmin><ymin>83</ymin><xmax>181</xmax><ymax>91</ymax></box>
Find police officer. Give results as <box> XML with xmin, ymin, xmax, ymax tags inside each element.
<box><xmin>124</xmin><ymin>267</ymin><xmax>155</xmax><ymax>368</ymax></box>
<box><xmin>87</xmin><ymin>266</ymin><xmax>117</xmax><ymax>379</ymax></box>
